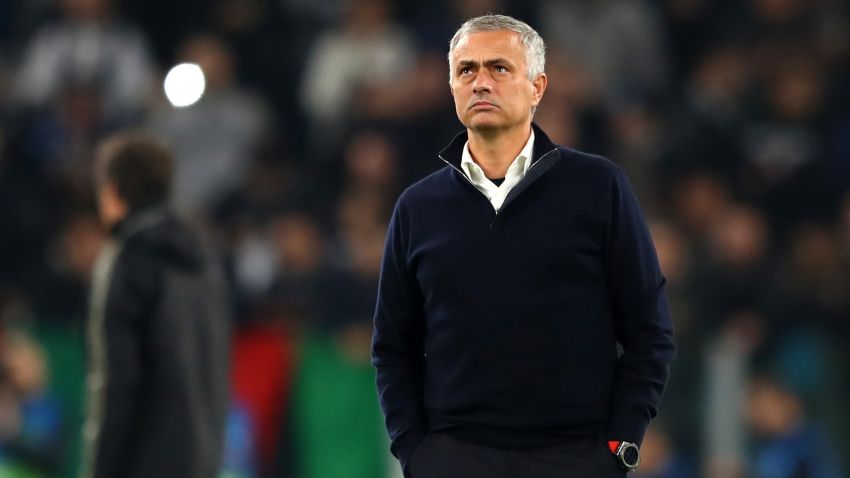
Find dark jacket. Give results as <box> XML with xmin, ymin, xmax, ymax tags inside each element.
<box><xmin>372</xmin><ymin>124</ymin><xmax>676</xmax><ymax>475</ymax></box>
<box><xmin>83</xmin><ymin>208</ymin><xmax>230</xmax><ymax>478</ymax></box>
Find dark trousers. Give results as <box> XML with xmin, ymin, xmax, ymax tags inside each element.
<box><xmin>408</xmin><ymin>432</ymin><xmax>627</xmax><ymax>478</ymax></box>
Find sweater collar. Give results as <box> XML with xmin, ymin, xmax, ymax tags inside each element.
<box><xmin>109</xmin><ymin>204</ymin><xmax>168</xmax><ymax>239</ymax></box>
<box><xmin>438</xmin><ymin>123</ymin><xmax>558</xmax><ymax>170</ymax></box>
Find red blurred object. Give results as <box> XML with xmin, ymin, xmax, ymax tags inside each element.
<box><xmin>231</xmin><ymin>323</ymin><xmax>297</xmax><ymax>471</ymax></box>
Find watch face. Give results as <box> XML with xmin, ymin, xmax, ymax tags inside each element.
<box><xmin>622</xmin><ymin>446</ymin><xmax>639</xmax><ymax>466</ymax></box>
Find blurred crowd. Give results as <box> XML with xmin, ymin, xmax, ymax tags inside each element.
<box><xmin>0</xmin><ymin>0</ymin><xmax>848</xmax><ymax>477</ymax></box>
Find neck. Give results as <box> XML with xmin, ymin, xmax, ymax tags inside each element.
<box><xmin>467</xmin><ymin>123</ymin><xmax>532</xmax><ymax>179</ymax></box>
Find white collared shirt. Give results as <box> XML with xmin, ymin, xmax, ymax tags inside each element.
<box><xmin>460</xmin><ymin>129</ymin><xmax>535</xmax><ymax>212</ymax></box>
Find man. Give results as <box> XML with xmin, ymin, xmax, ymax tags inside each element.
<box><xmin>81</xmin><ymin>134</ymin><xmax>230</xmax><ymax>478</ymax></box>
<box><xmin>372</xmin><ymin>14</ymin><xmax>676</xmax><ymax>478</ymax></box>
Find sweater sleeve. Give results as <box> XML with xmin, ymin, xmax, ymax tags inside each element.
<box><xmin>371</xmin><ymin>197</ymin><xmax>428</xmax><ymax>477</ymax></box>
<box><xmin>603</xmin><ymin>167</ymin><xmax>677</xmax><ymax>446</ymax></box>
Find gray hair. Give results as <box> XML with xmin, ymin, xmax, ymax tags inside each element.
<box><xmin>448</xmin><ymin>14</ymin><xmax>546</xmax><ymax>82</ymax></box>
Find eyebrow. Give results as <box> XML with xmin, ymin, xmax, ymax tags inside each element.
<box><xmin>456</xmin><ymin>58</ymin><xmax>514</xmax><ymax>69</ymax></box>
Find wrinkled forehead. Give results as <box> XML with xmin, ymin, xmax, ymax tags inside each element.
<box><xmin>450</xmin><ymin>30</ymin><xmax>525</xmax><ymax>65</ymax></box>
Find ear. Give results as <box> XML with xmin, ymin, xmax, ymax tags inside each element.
<box><xmin>530</xmin><ymin>73</ymin><xmax>548</xmax><ymax>108</ymax></box>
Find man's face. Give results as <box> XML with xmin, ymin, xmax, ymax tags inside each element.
<box><xmin>450</xmin><ymin>30</ymin><xmax>545</xmax><ymax>133</ymax></box>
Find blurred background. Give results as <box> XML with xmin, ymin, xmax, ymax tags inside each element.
<box><xmin>0</xmin><ymin>0</ymin><xmax>848</xmax><ymax>477</ymax></box>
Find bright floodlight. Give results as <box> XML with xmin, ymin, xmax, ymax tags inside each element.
<box><xmin>164</xmin><ymin>63</ymin><xmax>206</xmax><ymax>108</ymax></box>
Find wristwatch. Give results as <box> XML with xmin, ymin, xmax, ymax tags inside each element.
<box><xmin>612</xmin><ymin>441</ymin><xmax>640</xmax><ymax>471</ymax></box>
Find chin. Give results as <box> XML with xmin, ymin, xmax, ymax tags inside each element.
<box><xmin>466</xmin><ymin>116</ymin><xmax>504</xmax><ymax>132</ymax></box>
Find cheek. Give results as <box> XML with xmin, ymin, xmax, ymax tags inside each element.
<box><xmin>452</xmin><ymin>89</ymin><xmax>469</xmax><ymax>109</ymax></box>
<box><xmin>452</xmin><ymin>84</ymin><xmax>468</xmax><ymax>100</ymax></box>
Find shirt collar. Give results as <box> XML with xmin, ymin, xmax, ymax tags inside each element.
<box><xmin>460</xmin><ymin>128</ymin><xmax>536</xmax><ymax>180</ymax></box>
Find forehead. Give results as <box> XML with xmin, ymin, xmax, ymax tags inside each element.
<box><xmin>451</xmin><ymin>30</ymin><xmax>525</xmax><ymax>64</ymax></box>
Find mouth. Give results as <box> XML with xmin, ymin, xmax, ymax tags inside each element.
<box><xmin>470</xmin><ymin>101</ymin><xmax>497</xmax><ymax>110</ymax></box>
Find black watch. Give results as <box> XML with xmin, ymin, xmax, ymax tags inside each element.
<box><xmin>614</xmin><ymin>441</ymin><xmax>640</xmax><ymax>471</ymax></box>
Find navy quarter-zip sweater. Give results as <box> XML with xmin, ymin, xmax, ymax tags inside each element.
<box><xmin>372</xmin><ymin>124</ymin><xmax>676</xmax><ymax>475</ymax></box>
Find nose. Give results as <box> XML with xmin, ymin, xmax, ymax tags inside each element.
<box><xmin>472</xmin><ymin>72</ymin><xmax>492</xmax><ymax>94</ymax></box>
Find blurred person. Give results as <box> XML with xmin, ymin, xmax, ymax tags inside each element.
<box><xmin>706</xmin><ymin>205</ymin><xmax>769</xmax><ymax>272</ymax></box>
<box><xmin>389</xmin><ymin>51</ymin><xmax>467</xmax><ymax>181</ymax></box>
<box><xmin>404</xmin><ymin>0</ymin><xmax>506</xmax><ymax>54</ymax></box>
<box><xmin>0</xmin><ymin>123</ymin><xmax>68</xmax><ymax>310</ymax></box>
<box><xmin>675</xmin><ymin>42</ymin><xmax>754</xmax><ymax>172</ymax></box>
<box><xmin>148</xmin><ymin>33</ymin><xmax>272</xmax><ymax>215</ymax></box>
<box><xmin>24</xmin><ymin>212</ymin><xmax>105</xmax><ymax>321</ymax></box>
<box><xmin>767</xmin><ymin>224</ymin><xmax>848</xmax><ymax>449</ymax></box>
<box><xmin>691</xmin><ymin>204</ymin><xmax>776</xmax><ymax>338</ymax></box>
<box><xmin>372</xmin><ymin>15</ymin><xmax>675</xmax><ymax>478</ymax></box>
<box><xmin>746</xmin><ymin>375</ymin><xmax>843</xmax><ymax>478</ymax></box>
<box><xmin>328</xmin><ymin>188</ymin><xmax>390</xmax><ymax>272</ymax></box>
<box><xmin>10</xmin><ymin>0</ymin><xmax>155</xmax><ymax>126</ymax></box>
<box><xmin>324</xmin><ymin>202</ymin><xmax>386</xmax><ymax>335</ymax></box>
<box><xmin>328</xmin><ymin>128</ymin><xmax>402</xmax><ymax>221</ymax></box>
<box><xmin>531</xmin><ymin>101</ymin><xmax>580</xmax><ymax>151</ymax></box>
<box><xmin>214</xmin><ymin>160</ymin><xmax>313</xmax><ymax>227</ymax></box>
<box><xmin>285</xmin><ymin>214</ymin><xmax>389</xmax><ymax>478</ymax></box>
<box><xmin>230</xmin><ymin>225</ymin><xmax>278</xmax><ymax>309</ymax></box>
<box><xmin>689</xmin><ymin>203</ymin><xmax>781</xmax><ymax>478</ymax></box>
<box><xmin>541</xmin><ymin>49</ymin><xmax>601</xmax><ymax>114</ymax></box>
<box><xmin>538</xmin><ymin>0</ymin><xmax>671</xmax><ymax>102</ymax></box>
<box><xmin>325</xmin><ymin>188</ymin><xmax>390</xmax><ymax>360</ymax></box>
<box><xmin>741</xmin><ymin>44</ymin><xmax>837</xmax><ymax>229</ymax></box>
<box><xmin>532</xmin><ymin>48</ymin><xmax>605</xmax><ymax>152</ymax></box>
<box><xmin>212</xmin><ymin>161</ymin><xmax>322</xmax><ymax>319</ymax></box>
<box><xmin>747</xmin><ymin>0</ymin><xmax>824</xmax><ymax>40</ymax></box>
<box><xmin>299</xmin><ymin>0</ymin><xmax>415</xmax><ymax>151</ymax></box>
<box><xmin>659</xmin><ymin>0</ymin><xmax>748</xmax><ymax>81</ymax></box>
<box><xmin>647</xmin><ymin>219</ymin><xmax>697</xmax><ymax>343</ymax></box>
<box><xmin>341</xmin><ymin>130</ymin><xmax>400</xmax><ymax>198</ymax></box>
<box><xmin>659</xmin><ymin>169</ymin><xmax>733</xmax><ymax>274</ymax></box>
<box><xmin>607</xmin><ymin>101</ymin><xmax>671</xmax><ymax>212</ymax></box>
<box><xmin>0</xmin><ymin>331</ymin><xmax>63</xmax><ymax>476</ymax></box>
<box><xmin>268</xmin><ymin>211</ymin><xmax>328</xmax><ymax>325</ymax></box>
<box><xmin>670</xmin><ymin>172</ymin><xmax>732</xmax><ymax>244</ymax></box>
<box><xmin>686</xmin><ymin>43</ymin><xmax>754</xmax><ymax>125</ymax></box>
<box><xmin>213</xmin><ymin>161</ymin><xmax>325</xmax><ymax>319</ymax></box>
<box><xmin>775</xmin><ymin>224</ymin><xmax>850</xmax><ymax>332</ymax></box>
<box><xmin>649</xmin><ymin>221</ymin><xmax>691</xmax><ymax>287</ymax></box>
<box><xmin>24</xmin><ymin>83</ymin><xmax>106</xmax><ymax>206</ymax></box>
<box><xmin>81</xmin><ymin>133</ymin><xmax>230</xmax><ymax>478</ymax></box>
<box><xmin>210</xmin><ymin>0</ymin><xmax>304</xmax><ymax>138</ymax></box>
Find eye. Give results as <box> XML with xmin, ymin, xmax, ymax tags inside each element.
<box><xmin>494</xmin><ymin>65</ymin><xmax>508</xmax><ymax>73</ymax></box>
<box><xmin>459</xmin><ymin>67</ymin><xmax>471</xmax><ymax>75</ymax></box>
